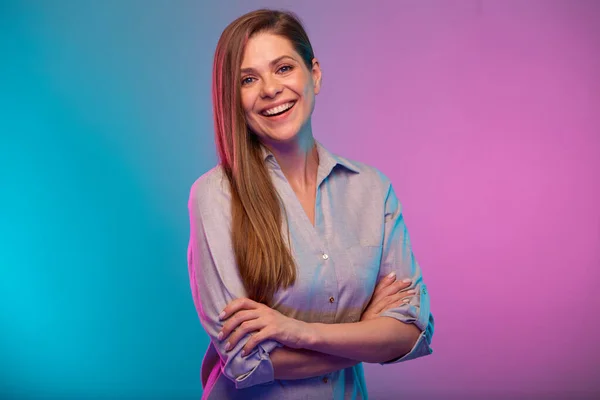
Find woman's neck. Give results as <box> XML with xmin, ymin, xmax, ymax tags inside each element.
<box><xmin>263</xmin><ymin>134</ymin><xmax>319</xmax><ymax>192</ymax></box>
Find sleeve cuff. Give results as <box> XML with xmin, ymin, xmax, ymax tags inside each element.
<box><xmin>378</xmin><ymin>283</ymin><xmax>434</xmax><ymax>364</ymax></box>
<box><xmin>224</xmin><ymin>340</ymin><xmax>282</xmax><ymax>389</ymax></box>
<box><xmin>378</xmin><ymin>317</ymin><xmax>434</xmax><ymax>364</ymax></box>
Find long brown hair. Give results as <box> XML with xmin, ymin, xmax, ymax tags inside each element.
<box><xmin>212</xmin><ymin>9</ymin><xmax>315</xmax><ymax>304</ymax></box>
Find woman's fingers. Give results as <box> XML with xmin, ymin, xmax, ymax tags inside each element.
<box><xmin>241</xmin><ymin>327</ymin><xmax>273</xmax><ymax>357</ymax></box>
<box><xmin>362</xmin><ymin>274</ymin><xmax>413</xmax><ymax>322</ymax></box>
<box><xmin>370</xmin><ymin>272</ymin><xmax>396</xmax><ymax>303</ymax></box>
<box><xmin>371</xmin><ymin>273</ymin><xmax>411</xmax><ymax>304</ymax></box>
<box><xmin>223</xmin><ymin>318</ymin><xmax>263</xmax><ymax>352</ymax></box>
<box><xmin>219</xmin><ymin>297</ymin><xmax>258</xmax><ymax>320</ymax></box>
<box><xmin>373</xmin><ymin>288</ymin><xmax>416</xmax><ymax>314</ymax></box>
<box><xmin>373</xmin><ymin>278</ymin><xmax>412</xmax><ymax>305</ymax></box>
<box><xmin>218</xmin><ymin>309</ymin><xmax>258</xmax><ymax>342</ymax></box>
<box><xmin>378</xmin><ymin>272</ymin><xmax>397</xmax><ymax>289</ymax></box>
<box><xmin>385</xmin><ymin>289</ymin><xmax>416</xmax><ymax>306</ymax></box>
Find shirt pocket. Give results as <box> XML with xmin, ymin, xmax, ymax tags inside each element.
<box><xmin>348</xmin><ymin>244</ymin><xmax>382</xmax><ymax>271</ymax></box>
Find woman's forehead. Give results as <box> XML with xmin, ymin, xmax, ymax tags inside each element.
<box><xmin>241</xmin><ymin>33</ymin><xmax>299</xmax><ymax>68</ymax></box>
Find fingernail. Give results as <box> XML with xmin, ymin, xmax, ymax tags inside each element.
<box><xmin>219</xmin><ymin>311</ymin><xmax>225</xmax><ymax>319</ymax></box>
<box><xmin>402</xmin><ymin>278</ymin><xmax>412</xmax><ymax>283</ymax></box>
<box><xmin>224</xmin><ymin>342</ymin><xmax>231</xmax><ymax>351</ymax></box>
<box><xmin>402</xmin><ymin>298</ymin><xmax>411</xmax><ymax>303</ymax></box>
<box><xmin>217</xmin><ymin>331</ymin><xmax>223</xmax><ymax>340</ymax></box>
<box><xmin>387</xmin><ymin>272</ymin><xmax>396</xmax><ymax>280</ymax></box>
<box><xmin>241</xmin><ymin>349</ymin><xmax>246</xmax><ymax>357</ymax></box>
<box><xmin>407</xmin><ymin>289</ymin><xmax>416</xmax><ymax>294</ymax></box>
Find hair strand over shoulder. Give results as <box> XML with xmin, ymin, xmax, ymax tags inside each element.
<box><xmin>212</xmin><ymin>9</ymin><xmax>315</xmax><ymax>304</ymax></box>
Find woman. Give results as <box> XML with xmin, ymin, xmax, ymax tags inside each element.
<box><xmin>187</xmin><ymin>9</ymin><xmax>434</xmax><ymax>399</ymax></box>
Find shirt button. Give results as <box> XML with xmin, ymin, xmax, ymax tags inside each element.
<box><xmin>322</xmin><ymin>253</ymin><xmax>329</xmax><ymax>260</ymax></box>
<box><xmin>323</xmin><ymin>377</ymin><xmax>328</xmax><ymax>383</ymax></box>
<box><xmin>329</xmin><ymin>296</ymin><xmax>335</xmax><ymax>303</ymax></box>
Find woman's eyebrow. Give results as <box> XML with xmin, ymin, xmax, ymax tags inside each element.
<box><xmin>240</xmin><ymin>55</ymin><xmax>296</xmax><ymax>74</ymax></box>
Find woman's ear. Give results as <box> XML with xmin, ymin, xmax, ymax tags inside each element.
<box><xmin>311</xmin><ymin>58</ymin><xmax>322</xmax><ymax>95</ymax></box>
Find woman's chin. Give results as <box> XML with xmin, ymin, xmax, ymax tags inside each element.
<box><xmin>260</xmin><ymin>129</ymin><xmax>301</xmax><ymax>144</ymax></box>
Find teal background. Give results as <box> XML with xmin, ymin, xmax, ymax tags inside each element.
<box><xmin>1</xmin><ymin>1</ymin><xmax>226</xmax><ymax>398</ymax></box>
<box><xmin>2</xmin><ymin>0</ymin><xmax>600</xmax><ymax>399</ymax></box>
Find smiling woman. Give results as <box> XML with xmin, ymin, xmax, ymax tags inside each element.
<box><xmin>240</xmin><ymin>34</ymin><xmax>320</xmax><ymax>144</ymax></box>
<box><xmin>187</xmin><ymin>9</ymin><xmax>434</xmax><ymax>400</ymax></box>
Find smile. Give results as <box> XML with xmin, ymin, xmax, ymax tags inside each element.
<box><xmin>261</xmin><ymin>101</ymin><xmax>296</xmax><ymax>117</ymax></box>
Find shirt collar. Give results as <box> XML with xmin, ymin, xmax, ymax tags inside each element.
<box><xmin>260</xmin><ymin>140</ymin><xmax>360</xmax><ymax>175</ymax></box>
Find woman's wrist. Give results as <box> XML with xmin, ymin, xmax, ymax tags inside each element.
<box><xmin>300</xmin><ymin>321</ymin><xmax>323</xmax><ymax>350</ymax></box>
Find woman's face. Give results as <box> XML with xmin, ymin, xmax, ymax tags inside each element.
<box><xmin>239</xmin><ymin>32</ymin><xmax>321</xmax><ymax>145</ymax></box>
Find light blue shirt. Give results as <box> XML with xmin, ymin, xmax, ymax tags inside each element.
<box><xmin>187</xmin><ymin>141</ymin><xmax>434</xmax><ymax>399</ymax></box>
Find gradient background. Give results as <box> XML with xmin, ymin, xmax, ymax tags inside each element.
<box><xmin>1</xmin><ymin>0</ymin><xmax>599</xmax><ymax>399</ymax></box>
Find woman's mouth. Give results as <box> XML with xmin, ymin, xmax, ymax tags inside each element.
<box><xmin>261</xmin><ymin>101</ymin><xmax>296</xmax><ymax>119</ymax></box>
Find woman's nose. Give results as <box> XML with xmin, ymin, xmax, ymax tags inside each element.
<box><xmin>260</xmin><ymin>76</ymin><xmax>283</xmax><ymax>98</ymax></box>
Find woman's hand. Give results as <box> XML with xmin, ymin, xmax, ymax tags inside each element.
<box><xmin>218</xmin><ymin>297</ymin><xmax>311</xmax><ymax>356</ymax></box>
<box><xmin>360</xmin><ymin>272</ymin><xmax>415</xmax><ymax>322</ymax></box>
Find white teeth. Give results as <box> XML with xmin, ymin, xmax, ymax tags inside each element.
<box><xmin>262</xmin><ymin>102</ymin><xmax>294</xmax><ymax>116</ymax></box>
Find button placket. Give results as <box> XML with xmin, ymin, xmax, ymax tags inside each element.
<box><xmin>319</xmin><ymin>247</ymin><xmax>337</xmax><ymax>323</ymax></box>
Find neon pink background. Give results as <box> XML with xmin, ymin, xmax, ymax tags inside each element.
<box><xmin>2</xmin><ymin>0</ymin><xmax>598</xmax><ymax>398</ymax></box>
<box><xmin>292</xmin><ymin>0</ymin><xmax>600</xmax><ymax>397</ymax></box>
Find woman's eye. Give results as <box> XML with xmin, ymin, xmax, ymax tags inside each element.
<box><xmin>278</xmin><ymin>65</ymin><xmax>293</xmax><ymax>73</ymax></box>
<box><xmin>241</xmin><ymin>77</ymin><xmax>255</xmax><ymax>86</ymax></box>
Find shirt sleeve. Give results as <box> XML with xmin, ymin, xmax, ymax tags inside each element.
<box><xmin>187</xmin><ymin>176</ymin><xmax>282</xmax><ymax>389</ymax></box>
<box><xmin>377</xmin><ymin>182</ymin><xmax>435</xmax><ymax>364</ymax></box>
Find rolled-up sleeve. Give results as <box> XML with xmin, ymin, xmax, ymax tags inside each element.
<box><xmin>187</xmin><ymin>175</ymin><xmax>281</xmax><ymax>388</ymax></box>
<box><xmin>377</xmin><ymin>182</ymin><xmax>434</xmax><ymax>364</ymax></box>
